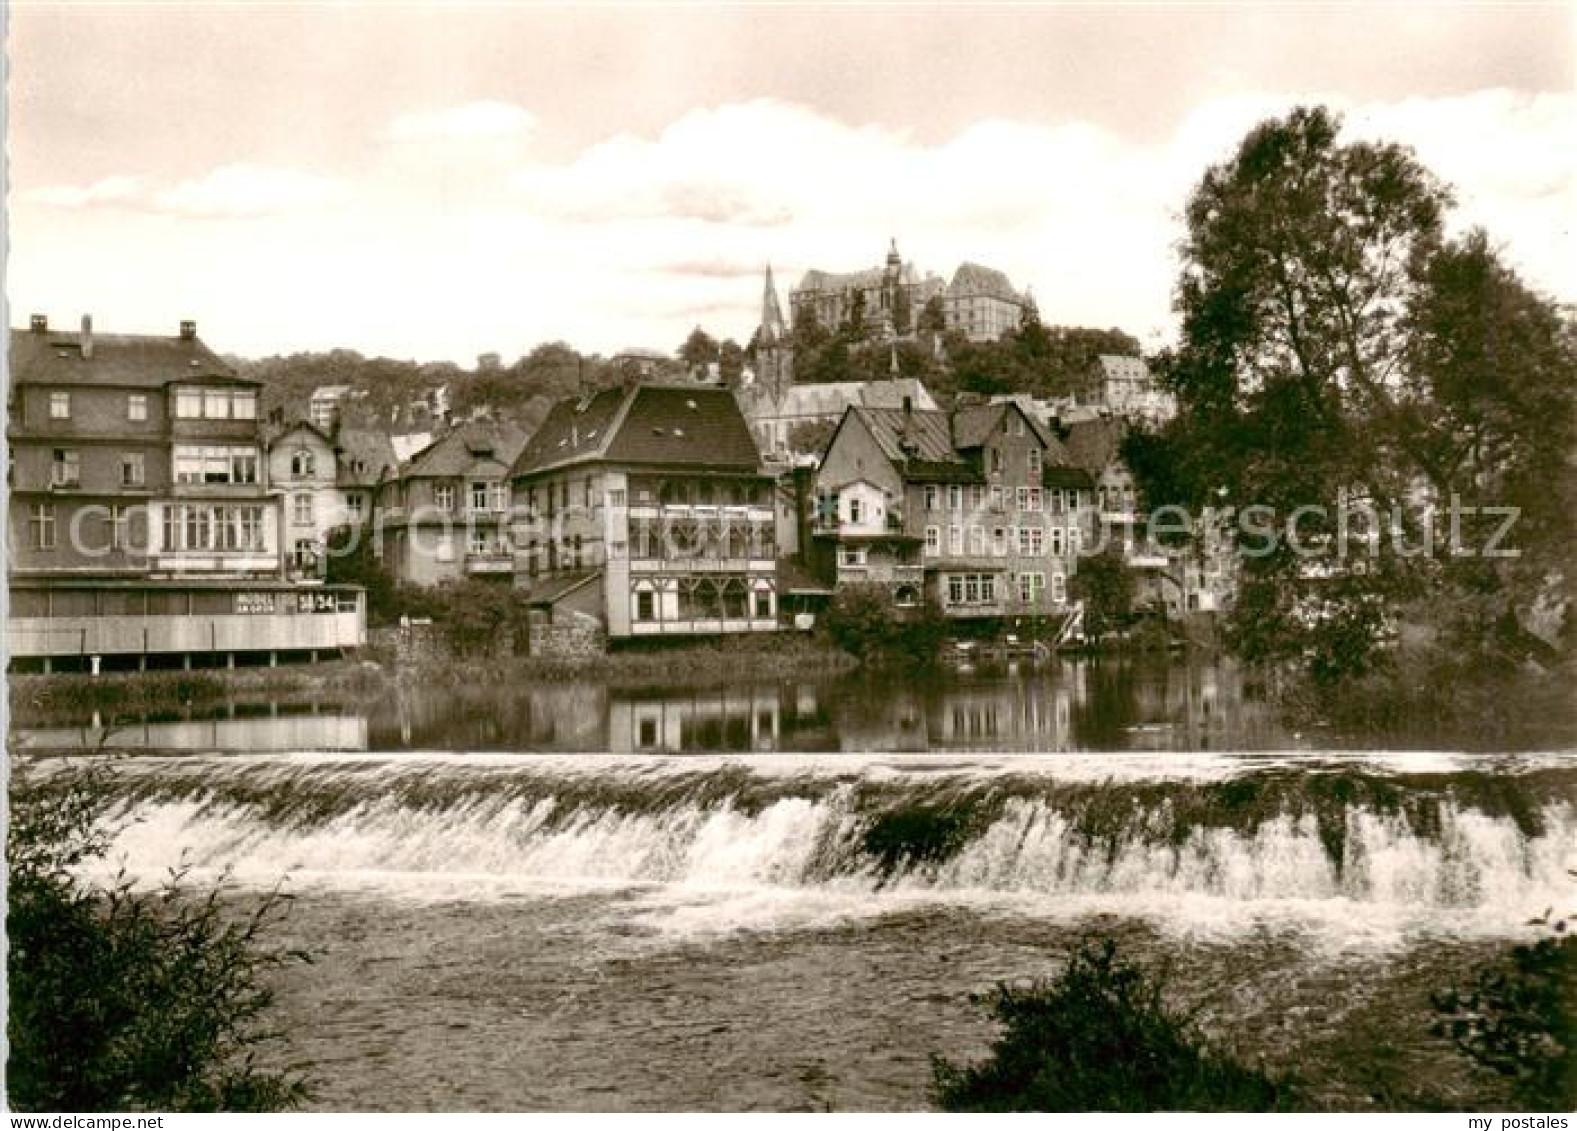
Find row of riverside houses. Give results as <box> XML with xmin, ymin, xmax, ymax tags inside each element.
<box><xmin>7</xmin><ymin>311</ymin><xmax>1231</xmax><ymax>670</ymax></box>
<box><xmin>6</xmin><ymin>315</ymin><xmax>368</xmax><ymax>672</ymax></box>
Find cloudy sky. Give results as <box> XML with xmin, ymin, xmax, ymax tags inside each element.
<box><xmin>7</xmin><ymin>3</ymin><xmax>1574</xmax><ymax>362</ymax></box>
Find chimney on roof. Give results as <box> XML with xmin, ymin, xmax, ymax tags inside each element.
<box><xmin>29</xmin><ymin>314</ymin><xmax>47</xmax><ymax>333</ymax></box>
<box><xmin>179</xmin><ymin>319</ymin><xmax>197</xmax><ymax>341</ymax></box>
<box><xmin>80</xmin><ymin>314</ymin><xmax>94</xmax><ymax>359</ymax></box>
<box><xmin>902</xmin><ymin>394</ymin><xmax>913</xmax><ymax>416</ymax></box>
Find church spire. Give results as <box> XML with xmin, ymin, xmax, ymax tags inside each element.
<box><xmin>760</xmin><ymin>263</ymin><xmax>787</xmax><ymax>344</ymax></box>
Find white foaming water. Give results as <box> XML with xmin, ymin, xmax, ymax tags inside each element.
<box><xmin>79</xmin><ymin>750</ymin><xmax>1577</xmax><ymax>945</ymax></box>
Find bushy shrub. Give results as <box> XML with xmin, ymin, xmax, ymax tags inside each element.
<box><xmin>7</xmin><ymin>762</ymin><xmax>309</xmax><ymax>1112</ymax></box>
<box><xmin>824</xmin><ymin>584</ymin><xmax>947</xmax><ymax>665</ymax></box>
<box><xmin>1432</xmin><ymin>909</ymin><xmax>1577</xmax><ymax>1109</ymax></box>
<box><xmin>933</xmin><ymin>939</ymin><xmax>1305</xmax><ymax>1111</ymax></box>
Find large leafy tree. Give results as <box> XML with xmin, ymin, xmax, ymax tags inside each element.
<box><xmin>1134</xmin><ymin>105</ymin><xmax>1576</xmax><ymax>682</ymax></box>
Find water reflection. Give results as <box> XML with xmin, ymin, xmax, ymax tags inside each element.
<box><xmin>13</xmin><ymin>658</ymin><xmax>1299</xmax><ymax>754</ymax></box>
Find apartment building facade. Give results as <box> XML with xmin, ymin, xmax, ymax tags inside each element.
<box><xmin>376</xmin><ymin>420</ymin><xmax>526</xmax><ymax>586</ymax></box>
<box><xmin>814</xmin><ymin>400</ymin><xmax>1096</xmax><ymax>620</ymax></box>
<box><xmin>511</xmin><ymin>384</ymin><xmax>779</xmax><ymax>639</ymax></box>
<box><xmin>7</xmin><ymin>315</ymin><xmax>364</xmax><ymax>669</ymax></box>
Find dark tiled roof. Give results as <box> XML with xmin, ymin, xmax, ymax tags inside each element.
<box><xmin>404</xmin><ymin>420</ymin><xmax>527</xmax><ymax>479</ymax></box>
<box><xmin>947</xmin><ymin>262</ymin><xmax>1021</xmax><ymax>303</ymax></box>
<box><xmin>903</xmin><ymin>459</ymin><xmax>983</xmax><ymax>484</ymax></box>
<box><xmin>514</xmin><ymin>384</ymin><xmax>761</xmax><ymax>476</ymax></box>
<box><xmin>8</xmin><ymin>327</ymin><xmax>242</xmax><ymax>388</ymax></box>
<box><xmin>1061</xmin><ymin>417</ymin><xmax>1127</xmax><ymax>475</ymax></box>
<box><xmin>776</xmin><ymin>556</ymin><xmax>835</xmax><ymax>595</ymax></box>
<box><xmin>604</xmin><ymin>386</ymin><xmax>761</xmax><ymax>469</ymax></box>
<box><xmin>512</xmin><ymin>387</ymin><xmax>628</xmax><ymax>475</ymax></box>
<box><xmin>951</xmin><ymin>403</ymin><xmax>1007</xmax><ymax>449</ymax></box>
<box><xmin>336</xmin><ymin>428</ymin><xmax>399</xmax><ymax>487</ymax></box>
<box><xmin>851</xmin><ymin>406</ymin><xmax>957</xmax><ymax>465</ymax></box>
<box><xmin>524</xmin><ymin>570</ymin><xmax>601</xmax><ymax>607</ymax></box>
<box><xmin>1042</xmin><ymin>464</ymin><xmax>1096</xmax><ymax>490</ymax></box>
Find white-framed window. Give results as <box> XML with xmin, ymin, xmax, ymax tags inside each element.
<box><xmin>233</xmin><ymin>390</ymin><xmax>257</xmax><ymax>420</ymax></box>
<box><xmin>1028</xmin><ymin>527</ymin><xmax>1044</xmax><ymax>555</ymax></box>
<box><xmin>1018</xmin><ymin>526</ymin><xmax>1033</xmax><ymax>556</ymax></box>
<box><xmin>924</xmin><ymin>485</ymin><xmax>939</xmax><ymax>511</ymax></box>
<box><xmin>925</xmin><ymin>525</ymin><xmax>940</xmax><ymax>556</ymax></box>
<box><xmin>1051</xmin><ymin>526</ymin><xmax>1065</xmax><ymax>556</ymax></box>
<box><xmin>1028</xmin><ymin>487</ymin><xmax>1042</xmax><ymax>512</ymax></box>
<box><xmin>608</xmin><ymin>488</ymin><xmax>627</xmax><ymax>509</ymax></box>
<box><xmin>469</xmin><ymin>525</ymin><xmax>490</xmax><ymax>554</ymax></box>
<box><xmin>127</xmin><ymin>393</ymin><xmax>147</xmax><ymax>422</ymax></box>
<box><xmin>993</xmin><ymin>527</ymin><xmax>1007</xmax><ymax>556</ymax></box>
<box><xmin>948</xmin><ymin>525</ymin><xmax>962</xmax><ymax>554</ymax></box>
<box><xmin>964</xmin><ymin>575</ymin><xmax>980</xmax><ymax>603</ymax></box>
<box><xmin>109</xmin><ymin>505</ymin><xmax>129</xmax><ymax>551</ymax></box>
<box><xmin>291</xmin><ymin>448</ymin><xmax>315</xmax><ymax>478</ymax></box>
<box><xmin>991</xmin><ymin>486</ymin><xmax>1006</xmax><ymax>512</ymax></box>
<box><xmin>293</xmin><ymin>493</ymin><xmax>314</xmax><ymax>525</ymax></box>
<box><xmin>969</xmin><ymin>485</ymin><xmax>984</xmax><ymax>511</ymax></box>
<box><xmin>1050</xmin><ymin>488</ymin><xmax>1065</xmax><ymax>515</ymax></box>
<box><xmin>436</xmin><ymin>535</ymin><xmax>455</xmax><ymax>563</ymax></box>
<box><xmin>121</xmin><ymin>452</ymin><xmax>145</xmax><ymax>487</ymax></box>
<box><xmin>968</xmin><ymin>526</ymin><xmax>985</xmax><ymax>556</ymax></box>
<box><xmin>175</xmin><ymin>445</ymin><xmax>259</xmax><ymax>484</ymax></box>
<box><xmin>948</xmin><ymin>485</ymin><xmax>963</xmax><ymax>511</ymax></box>
<box><xmin>754</xmin><ymin>590</ymin><xmax>772</xmax><ymax>619</ymax></box>
<box><xmin>635</xmin><ymin>589</ymin><xmax>657</xmax><ymax>621</ymax></box>
<box><xmin>1016</xmin><ymin>486</ymin><xmax>1030</xmax><ymax>512</ymax></box>
<box><xmin>1051</xmin><ymin>572</ymin><xmax>1067</xmax><ymax>604</ymax></box>
<box><xmin>176</xmin><ymin>389</ymin><xmax>203</xmax><ymax>418</ymax></box>
<box><xmin>29</xmin><ymin>503</ymin><xmax>56</xmax><ymax>550</ymax></box>
<box><xmin>1028</xmin><ymin>448</ymin><xmax>1042</xmax><ymax>477</ymax></box>
<box><xmin>471</xmin><ymin>481</ymin><xmax>491</xmax><ymax>511</ymax></box>
<box><xmin>947</xmin><ymin>575</ymin><xmax>963</xmax><ymax>604</ymax></box>
<box><xmin>1017</xmin><ymin>572</ymin><xmax>1033</xmax><ymax>603</ymax></box>
<box><xmin>50</xmin><ymin>448</ymin><xmax>80</xmax><ymax>487</ymax></box>
<box><xmin>839</xmin><ymin>546</ymin><xmax>868</xmax><ymax>567</ymax></box>
<box><xmin>49</xmin><ymin>391</ymin><xmax>70</xmax><ymax>419</ymax></box>
<box><xmin>434</xmin><ymin>484</ymin><xmax>455</xmax><ymax>511</ymax></box>
<box><xmin>491</xmin><ymin>482</ymin><xmax>509</xmax><ymax>512</ymax></box>
<box><xmin>849</xmin><ymin>497</ymin><xmax>863</xmax><ymax>524</ymax></box>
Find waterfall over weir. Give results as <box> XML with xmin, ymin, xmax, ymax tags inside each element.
<box><xmin>86</xmin><ymin>752</ymin><xmax>1577</xmax><ymax>936</ymax></box>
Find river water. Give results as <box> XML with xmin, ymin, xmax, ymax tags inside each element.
<box><xmin>18</xmin><ymin>658</ymin><xmax>1577</xmax><ymax>1110</ymax></box>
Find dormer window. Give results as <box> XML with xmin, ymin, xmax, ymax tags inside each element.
<box><xmin>291</xmin><ymin>448</ymin><xmax>315</xmax><ymax>478</ymax></box>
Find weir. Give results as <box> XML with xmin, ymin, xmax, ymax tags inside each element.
<box><xmin>85</xmin><ymin>752</ymin><xmax>1577</xmax><ymax>931</ymax></box>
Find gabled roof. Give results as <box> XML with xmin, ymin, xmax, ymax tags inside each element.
<box><xmin>403</xmin><ymin>420</ymin><xmax>527</xmax><ymax>479</ymax></box>
<box><xmin>266</xmin><ymin>419</ymin><xmax>336</xmax><ymax>448</ymax></box>
<box><xmin>8</xmin><ymin>326</ymin><xmax>243</xmax><ymax>388</ymax></box>
<box><xmin>513</xmin><ymin>384</ymin><xmax>762</xmax><ymax>477</ymax></box>
<box><xmin>947</xmin><ymin>263</ymin><xmax>1022</xmax><ymax>303</ymax></box>
<box><xmin>1061</xmin><ymin>417</ymin><xmax>1128</xmax><ymax>475</ymax></box>
<box><xmin>336</xmin><ymin>428</ymin><xmax>399</xmax><ymax>487</ymax></box>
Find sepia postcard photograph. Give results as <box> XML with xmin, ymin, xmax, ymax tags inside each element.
<box><xmin>3</xmin><ymin>0</ymin><xmax>1574</xmax><ymax>1118</ymax></box>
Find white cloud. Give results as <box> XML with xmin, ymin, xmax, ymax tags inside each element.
<box><xmin>20</xmin><ymin>165</ymin><xmax>343</xmax><ymax>219</ymax></box>
<box><xmin>386</xmin><ymin>101</ymin><xmax>537</xmax><ymax>144</ymax></box>
<box><xmin>22</xmin><ymin>174</ymin><xmax>145</xmax><ymax>208</ymax></box>
<box><xmin>151</xmin><ymin>164</ymin><xmax>344</xmax><ymax>218</ymax></box>
<box><xmin>11</xmin><ymin>91</ymin><xmax>1572</xmax><ymax>360</ymax></box>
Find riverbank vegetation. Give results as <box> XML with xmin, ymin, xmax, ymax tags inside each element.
<box><xmin>6</xmin><ymin>761</ymin><xmax>308</xmax><ymax>1111</ymax></box>
<box><xmin>1123</xmin><ymin>105</ymin><xmax>1576</xmax><ymax>726</ymax></box>
<box><xmin>937</xmin><ymin>927</ymin><xmax>1574</xmax><ymax>1112</ymax></box>
<box><xmin>933</xmin><ymin>939</ymin><xmax>1305</xmax><ymax>1111</ymax></box>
